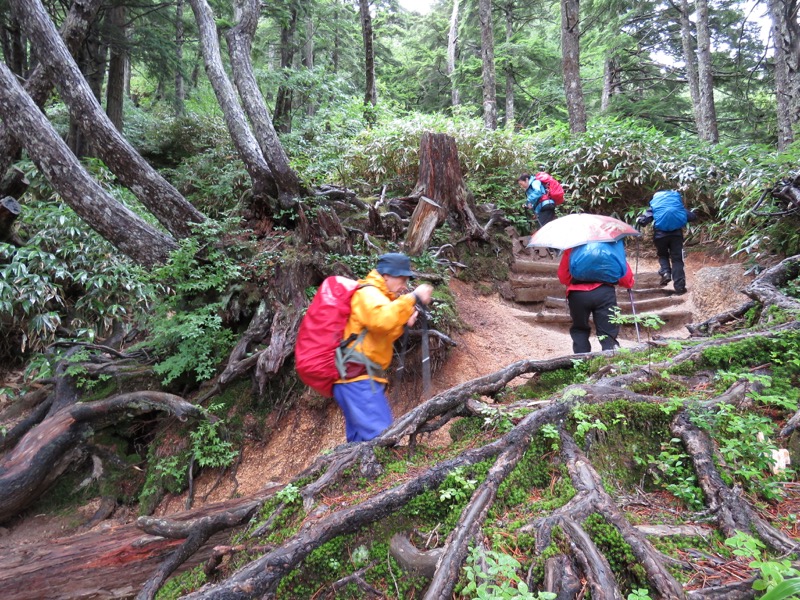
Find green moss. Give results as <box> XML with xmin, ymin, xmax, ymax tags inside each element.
<box><xmin>449</xmin><ymin>416</ymin><xmax>485</xmax><ymax>442</ymax></box>
<box><xmin>584</xmin><ymin>513</ymin><xmax>649</xmax><ymax>595</ymax></box>
<box><xmin>155</xmin><ymin>565</ymin><xmax>207</xmax><ymax>599</ymax></box>
<box><xmin>496</xmin><ymin>432</ymin><xmax>560</xmax><ymax>511</ymax></box>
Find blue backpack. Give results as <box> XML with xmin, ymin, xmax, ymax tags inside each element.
<box><xmin>569</xmin><ymin>241</ymin><xmax>627</xmax><ymax>284</ymax></box>
<box><xmin>650</xmin><ymin>190</ymin><xmax>688</xmax><ymax>231</ymax></box>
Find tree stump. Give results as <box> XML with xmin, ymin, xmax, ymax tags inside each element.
<box><xmin>0</xmin><ymin>195</ymin><xmax>21</xmax><ymax>245</ymax></box>
<box><xmin>405</xmin><ymin>195</ymin><xmax>445</xmax><ymax>255</ymax></box>
<box><xmin>410</xmin><ymin>132</ymin><xmax>486</xmax><ymax>241</ymax></box>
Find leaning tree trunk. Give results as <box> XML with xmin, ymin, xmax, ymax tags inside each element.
<box><xmin>0</xmin><ymin>0</ymin><xmax>103</xmax><ymax>180</ymax></box>
<box><xmin>0</xmin><ymin>62</ymin><xmax>178</xmax><ymax>267</ymax></box>
<box><xmin>225</xmin><ymin>0</ymin><xmax>307</xmax><ymax>203</ymax></box>
<box><xmin>407</xmin><ymin>132</ymin><xmax>486</xmax><ymax>251</ymax></box>
<box><xmin>188</xmin><ymin>0</ymin><xmax>278</xmax><ymax>208</ymax></box>
<box><xmin>478</xmin><ymin>0</ymin><xmax>497</xmax><ymax>130</ymax></box>
<box><xmin>10</xmin><ymin>0</ymin><xmax>205</xmax><ymax>239</ymax></box>
<box><xmin>561</xmin><ymin>0</ymin><xmax>587</xmax><ymax>133</ymax></box>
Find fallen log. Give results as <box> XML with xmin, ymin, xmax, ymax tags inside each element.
<box><xmin>0</xmin><ymin>488</ymin><xmax>277</xmax><ymax>600</ymax></box>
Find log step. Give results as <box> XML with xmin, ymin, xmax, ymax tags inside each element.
<box><xmin>514</xmin><ymin>308</ymin><xmax>695</xmax><ymax>327</ymax></box>
<box><xmin>543</xmin><ymin>295</ymin><xmax>678</xmax><ymax>312</ymax></box>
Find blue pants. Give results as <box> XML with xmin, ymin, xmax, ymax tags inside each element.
<box><xmin>332</xmin><ymin>379</ymin><xmax>393</xmax><ymax>442</ymax></box>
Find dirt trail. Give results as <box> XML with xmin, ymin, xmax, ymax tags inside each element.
<box><xmin>1</xmin><ymin>250</ymin><xmax>753</xmax><ymax>537</ymax></box>
<box><xmin>159</xmin><ymin>251</ymin><xmax>749</xmax><ymax>511</ymax></box>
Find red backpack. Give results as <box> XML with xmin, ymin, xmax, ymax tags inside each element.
<box><xmin>295</xmin><ymin>276</ymin><xmax>363</xmax><ymax>397</ymax></box>
<box><xmin>535</xmin><ymin>172</ymin><xmax>565</xmax><ymax>205</ymax></box>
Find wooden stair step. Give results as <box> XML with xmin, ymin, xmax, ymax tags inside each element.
<box><xmin>514</xmin><ymin>308</ymin><xmax>695</xmax><ymax>327</ymax></box>
<box><xmin>543</xmin><ymin>295</ymin><xmax>680</xmax><ymax>312</ymax></box>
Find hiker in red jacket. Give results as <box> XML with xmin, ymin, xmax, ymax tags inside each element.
<box><xmin>558</xmin><ymin>247</ymin><xmax>635</xmax><ymax>353</ymax></box>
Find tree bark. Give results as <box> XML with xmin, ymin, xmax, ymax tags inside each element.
<box><xmin>677</xmin><ymin>0</ymin><xmax>703</xmax><ymax>135</ymax></box>
<box><xmin>0</xmin><ymin>391</ymin><xmax>204</xmax><ymax>524</ymax></box>
<box><xmin>561</xmin><ymin>0</ymin><xmax>587</xmax><ymax>133</ymax></box>
<box><xmin>504</xmin><ymin>2</ymin><xmax>515</xmax><ymax>127</ymax></box>
<box><xmin>359</xmin><ymin>0</ymin><xmax>378</xmax><ymax>111</ymax></box>
<box><xmin>0</xmin><ymin>195</ymin><xmax>21</xmax><ymax>245</ymax></box>
<box><xmin>695</xmin><ymin>0</ymin><xmax>719</xmax><ymax>143</ymax></box>
<box><xmin>410</xmin><ymin>132</ymin><xmax>485</xmax><ymax>240</ymax></box>
<box><xmin>0</xmin><ymin>489</ymin><xmax>276</xmax><ymax>600</ymax></box>
<box><xmin>188</xmin><ymin>0</ymin><xmax>278</xmax><ymax>206</ymax></box>
<box><xmin>478</xmin><ymin>0</ymin><xmax>497</xmax><ymax>129</ymax></box>
<box><xmin>0</xmin><ymin>0</ymin><xmax>103</xmax><ymax>180</ymax></box>
<box><xmin>175</xmin><ymin>0</ymin><xmax>186</xmax><ymax>116</ymax></box>
<box><xmin>0</xmin><ymin>62</ymin><xmax>178</xmax><ymax>266</ymax></box>
<box><xmin>406</xmin><ymin>196</ymin><xmax>446</xmax><ymax>255</ymax></box>
<box><xmin>600</xmin><ymin>56</ymin><xmax>620</xmax><ymax>112</ymax></box>
<box><xmin>769</xmin><ymin>0</ymin><xmax>800</xmax><ymax>149</ymax></box>
<box><xmin>226</xmin><ymin>0</ymin><xmax>307</xmax><ymax>202</ymax></box>
<box><xmin>273</xmin><ymin>8</ymin><xmax>297</xmax><ymax>133</ymax></box>
<box><xmin>105</xmin><ymin>3</ymin><xmax>127</xmax><ymax>132</ymax></box>
<box><xmin>10</xmin><ymin>0</ymin><xmax>205</xmax><ymax>238</ymax></box>
<box><xmin>448</xmin><ymin>0</ymin><xmax>461</xmax><ymax>107</ymax></box>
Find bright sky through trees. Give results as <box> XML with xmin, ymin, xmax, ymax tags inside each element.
<box><xmin>398</xmin><ymin>0</ymin><xmax>433</xmax><ymax>14</ymax></box>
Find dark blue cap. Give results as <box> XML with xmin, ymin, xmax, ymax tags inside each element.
<box><xmin>376</xmin><ymin>253</ymin><xmax>414</xmax><ymax>277</ymax></box>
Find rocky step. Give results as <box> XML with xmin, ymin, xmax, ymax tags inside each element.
<box><xmin>543</xmin><ymin>294</ymin><xmax>679</xmax><ymax>312</ymax></box>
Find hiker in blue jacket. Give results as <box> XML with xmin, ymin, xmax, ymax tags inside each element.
<box><xmin>518</xmin><ymin>173</ymin><xmax>556</xmax><ymax>229</ymax></box>
<box><xmin>636</xmin><ymin>190</ymin><xmax>697</xmax><ymax>295</ymax></box>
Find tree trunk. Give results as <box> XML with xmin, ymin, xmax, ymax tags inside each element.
<box><xmin>504</xmin><ymin>2</ymin><xmax>514</xmax><ymax>128</ymax></box>
<box><xmin>187</xmin><ymin>0</ymin><xmax>279</xmax><ymax>205</ymax></box>
<box><xmin>695</xmin><ymin>0</ymin><xmax>719</xmax><ymax>143</ymax></box>
<box><xmin>410</xmin><ymin>132</ymin><xmax>485</xmax><ymax>240</ymax></box>
<box><xmin>769</xmin><ymin>0</ymin><xmax>800</xmax><ymax>149</ymax></box>
<box><xmin>10</xmin><ymin>0</ymin><xmax>205</xmax><ymax>239</ymax></box>
<box><xmin>105</xmin><ymin>4</ymin><xmax>127</xmax><ymax>132</ymax></box>
<box><xmin>0</xmin><ymin>195</ymin><xmax>21</xmax><ymax>245</ymax></box>
<box><xmin>175</xmin><ymin>0</ymin><xmax>186</xmax><ymax>116</ymax></box>
<box><xmin>447</xmin><ymin>0</ymin><xmax>461</xmax><ymax>107</ymax></box>
<box><xmin>3</xmin><ymin>11</ymin><xmax>27</xmax><ymax>77</ymax></box>
<box><xmin>0</xmin><ymin>62</ymin><xmax>178</xmax><ymax>267</ymax></box>
<box><xmin>677</xmin><ymin>0</ymin><xmax>703</xmax><ymax>135</ymax></box>
<box><xmin>478</xmin><ymin>0</ymin><xmax>497</xmax><ymax>130</ymax></box>
<box><xmin>561</xmin><ymin>0</ymin><xmax>587</xmax><ymax>133</ymax></box>
<box><xmin>0</xmin><ymin>0</ymin><xmax>104</xmax><ymax>180</ymax></box>
<box><xmin>225</xmin><ymin>0</ymin><xmax>307</xmax><ymax>202</ymax></box>
<box><xmin>359</xmin><ymin>0</ymin><xmax>378</xmax><ymax>112</ymax></box>
<box><xmin>601</xmin><ymin>57</ymin><xmax>620</xmax><ymax>112</ymax></box>
<box><xmin>273</xmin><ymin>8</ymin><xmax>297</xmax><ymax>133</ymax></box>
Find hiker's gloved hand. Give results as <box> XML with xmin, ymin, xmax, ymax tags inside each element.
<box><xmin>635</xmin><ymin>216</ymin><xmax>647</xmax><ymax>225</ymax></box>
<box><xmin>411</xmin><ymin>283</ymin><xmax>433</xmax><ymax>305</ymax></box>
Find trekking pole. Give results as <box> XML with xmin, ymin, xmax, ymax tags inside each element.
<box><xmin>417</xmin><ymin>301</ymin><xmax>432</xmax><ymax>399</ymax></box>
<box><xmin>628</xmin><ymin>288</ymin><xmax>641</xmax><ymax>344</ymax></box>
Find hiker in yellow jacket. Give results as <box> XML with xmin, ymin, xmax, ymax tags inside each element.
<box><xmin>334</xmin><ymin>253</ymin><xmax>433</xmax><ymax>442</ymax></box>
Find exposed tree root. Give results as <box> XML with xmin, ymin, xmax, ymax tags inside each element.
<box><xmin>672</xmin><ymin>412</ymin><xmax>799</xmax><ymax>554</ymax></box>
<box><xmin>0</xmin><ymin>392</ymin><xmax>204</xmax><ymax>523</ymax></box>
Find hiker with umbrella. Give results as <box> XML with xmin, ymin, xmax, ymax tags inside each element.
<box><xmin>529</xmin><ymin>214</ymin><xmax>640</xmax><ymax>353</ymax></box>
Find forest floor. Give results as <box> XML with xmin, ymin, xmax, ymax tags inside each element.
<box><xmin>0</xmin><ymin>246</ymin><xmax>755</xmax><ymax>551</ymax></box>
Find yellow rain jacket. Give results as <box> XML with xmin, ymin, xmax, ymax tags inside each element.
<box><xmin>337</xmin><ymin>269</ymin><xmax>416</xmax><ymax>384</ymax></box>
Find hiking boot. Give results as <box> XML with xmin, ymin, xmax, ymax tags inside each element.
<box><xmin>674</xmin><ymin>287</ymin><xmax>687</xmax><ymax>295</ymax></box>
<box><xmin>659</xmin><ymin>273</ymin><xmax>672</xmax><ymax>286</ymax></box>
